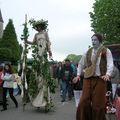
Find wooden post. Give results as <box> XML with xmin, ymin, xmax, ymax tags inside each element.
<box><xmin>21</xmin><ymin>14</ymin><xmax>29</xmax><ymax>111</ymax></box>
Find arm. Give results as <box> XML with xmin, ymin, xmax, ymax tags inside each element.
<box><xmin>26</xmin><ymin>34</ymin><xmax>36</xmax><ymax>45</ymax></box>
<box><xmin>73</xmin><ymin>54</ymin><xmax>86</xmax><ymax>83</ymax></box>
<box><xmin>106</xmin><ymin>48</ymin><xmax>114</xmax><ymax>76</ymax></box>
<box><xmin>45</xmin><ymin>32</ymin><xmax>52</xmax><ymax>57</ymax></box>
<box><xmin>77</xmin><ymin>54</ymin><xmax>86</xmax><ymax>76</ymax></box>
<box><xmin>1</xmin><ymin>74</ymin><xmax>15</xmax><ymax>81</ymax></box>
<box><xmin>101</xmin><ymin>48</ymin><xmax>114</xmax><ymax>81</ymax></box>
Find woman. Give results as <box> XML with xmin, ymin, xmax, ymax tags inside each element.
<box><xmin>27</xmin><ymin>19</ymin><xmax>52</xmax><ymax>58</ymax></box>
<box><xmin>26</xmin><ymin>19</ymin><xmax>54</xmax><ymax>110</ymax></box>
<box><xmin>1</xmin><ymin>63</ymin><xmax>18</xmax><ymax>111</ymax></box>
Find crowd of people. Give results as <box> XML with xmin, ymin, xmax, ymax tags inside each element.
<box><xmin>50</xmin><ymin>59</ymin><xmax>83</xmax><ymax>107</ymax></box>
<box><xmin>0</xmin><ymin>18</ymin><xmax>120</xmax><ymax>120</ymax></box>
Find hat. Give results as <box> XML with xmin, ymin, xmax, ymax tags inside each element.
<box><xmin>92</xmin><ymin>33</ymin><xmax>103</xmax><ymax>43</ymax></box>
<box><xmin>29</xmin><ymin>18</ymin><xmax>48</xmax><ymax>30</ymax></box>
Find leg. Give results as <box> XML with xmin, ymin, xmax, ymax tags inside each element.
<box><xmin>9</xmin><ymin>88</ymin><xmax>18</xmax><ymax>108</ymax></box>
<box><xmin>68</xmin><ymin>83</ymin><xmax>72</xmax><ymax>100</ymax></box>
<box><xmin>61</xmin><ymin>80</ymin><xmax>67</xmax><ymax>102</ymax></box>
<box><xmin>2</xmin><ymin>88</ymin><xmax>7</xmax><ymax>110</ymax></box>
<box><xmin>59</xmin><ymin>79</ymin><xmax>63</xmax><ymax>92</ymax></box>
<box><xmin>76</xmin><ymin>79</ymin><xmax>92</xmax><ymax>120</ymax></box>
<box><xmin>92</xmin><ymin>78</ymin><xmax>106</xmax><ymax>120</ymax></box>
<box><xmin>74</xmin><ymin>90</ymin><xmax>82</xmax><ymax>107</ymax></box>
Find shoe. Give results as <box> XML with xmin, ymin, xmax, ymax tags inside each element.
<box><xmin>15</xmin><ymin>104</ymin><xmax>18</xmax><ymax>108</ymax></box>
<box><xmin>1</xmin><ymin>108</ymin><xmax>7</xmax><ymax>112</ymax></box>
<box><xmin>68</xmin><ymin>97</ymin><xmax>72</xmax><ymax>101</ymax></box>
<box><xmin>61</xmin><ymin>99</ymin><xmax>65</xmax><ymax>102</ymax></box>
<box><xmin>0</xmin><ymin>102</ymin><xmax>3</xmax><ymax>105</ymax></box>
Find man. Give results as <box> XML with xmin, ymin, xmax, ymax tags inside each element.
<box><xmin>73</xmin><ymin>33</ymin><xmax>114</xmax><ymax>120</ymax></box>
<box><xmin>61</xmin><ymin>59</ymin><xmax>73</xmax><ymax>102</ymax></box>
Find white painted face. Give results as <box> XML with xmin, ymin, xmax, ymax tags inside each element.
<box><xmin>91</xmin><ymin>36</ymin><xmax>101</xmax><ymax>48</ymax></box>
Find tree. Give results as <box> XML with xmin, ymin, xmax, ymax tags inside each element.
<box><xmin>0</xmin><ymin>19</ymin><xmax>21</xmax><ymax>63</ymax></box>
<box><xmin>65</xmin><ymin>54</ymin><xmax>82</xmax><ymax>63</ymax></box>
<box><xmin>90</xmin><ymin>0</ymin><xmax>120</xmax><ymax>44</ymax></box>
<box><xmin>0</xmin><ymin>48</ymin><xmax>12</xmax><ymax>61</ymax></box>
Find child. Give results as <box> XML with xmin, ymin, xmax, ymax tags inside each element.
<box><xmin>72</xmin><ymin>76</ymin><xmax>83</xmax><ymax>108</ymax></box>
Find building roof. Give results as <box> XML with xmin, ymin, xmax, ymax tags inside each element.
<box><xmin>106</xmin><ymin>44</ymin><xmax>120</xmax><ymax>60</ymax></box>
<box><xmin>0</xmin><ymin>9</ymin><xmax>4</xmax><ymax>23</ymax></box>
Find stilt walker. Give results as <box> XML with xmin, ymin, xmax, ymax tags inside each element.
<box><xmin>25</xmin><ymin>18</ymin><xmax>56</xmax><ymax>112</ymax></box>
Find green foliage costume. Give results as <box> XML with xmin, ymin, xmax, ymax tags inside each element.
<box><xmin>27</xmin><ymin>19</ymin><xmax>55</xmax><ymax>110</ymax></box>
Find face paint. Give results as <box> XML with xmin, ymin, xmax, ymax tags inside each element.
<box><xmin>91</xmin><ymin>36</ymin><xmax>101</xmax><ymax>49</ymax></box>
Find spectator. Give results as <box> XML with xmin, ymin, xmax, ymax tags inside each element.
<box><xmin>1</xmin><ymin>63</ymin><xmax>18</xmax><ymax>111</ymax></box>
<box><xmin>61</xmin><ymin>59</ymin><xmax>73</xmax><ymax>102</ymax></box>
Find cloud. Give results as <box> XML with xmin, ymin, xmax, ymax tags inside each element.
<box><xmin>0</xmin><ymin>0</ymin><xmax>95</xmax><ymax>61</ymax></box>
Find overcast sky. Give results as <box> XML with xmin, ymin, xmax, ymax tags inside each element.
<box><xmin>0</xmin><ymin>0</ymin><xmax>95</xmax><ymax>61</ymax></box>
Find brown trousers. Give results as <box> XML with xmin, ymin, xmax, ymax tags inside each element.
<box><xmin>76</xmin><ymin>78</ymin><xmax>106</xmax><ymax>120</ymax></box>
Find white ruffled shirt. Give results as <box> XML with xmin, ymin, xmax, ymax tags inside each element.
<box><xmin>1</xmin><ymin>73</ymin><xmax>15</xmax><ymax>88</ymax></box>
<box><xmin>77</xmin><ymin>47</ymin><xmax>114</xmax><ymax>77</ymax></box>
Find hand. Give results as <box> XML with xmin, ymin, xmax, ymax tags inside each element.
<box><xmin>12</xmin><ymin>75</ymin><xmax>16</xmax><ymax>82</ymax></box>
<box><xmin>101</xmin><ymin>74</ymin><xmax>110</xmax><ymax>81</ymax></box>
<box><xmin>72</xmin><ymin>76</ymin><xmax>80</xmax><ymax>84</ymax></box>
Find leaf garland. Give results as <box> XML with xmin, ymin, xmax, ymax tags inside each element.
<box><xmin>29</xmin><ymin>18</ymin><xmax>48</xmax><ymax>30</ymax></box>
<box><xmin>28</xmin><ymin>44</ymin><xmax>56</xmax><ymax>110</ymax></box>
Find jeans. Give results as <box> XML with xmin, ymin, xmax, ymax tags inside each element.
<box><xmin>2</xmin><ymin>88</ymin><xmax>18</xmax><ymax>109</ymax></box>
<box><xmin>61</xmin><ymin>80</ymin><xmax>72</xmax><ymax>101</ymax></box>
<box><xmin>58</xmin><ymin>79</ymin><xmax>62</xmax><ymax>91</ymax></box>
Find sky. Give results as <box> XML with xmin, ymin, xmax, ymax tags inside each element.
<box><xmin>0</xmin><ymin>0</ymin><xmax>95</xmax><ymax>61</ymax></box>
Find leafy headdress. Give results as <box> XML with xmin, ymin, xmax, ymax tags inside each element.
<box><xmin>29</xmin><ymin>18</ymin><xmax>48</xmax><ymax>30</ymax></box>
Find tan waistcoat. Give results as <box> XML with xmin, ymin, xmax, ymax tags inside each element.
<box><xmin>84</xmin><ymin>46</ymin><xmax>107</xmax><ymax>78</ymax></box>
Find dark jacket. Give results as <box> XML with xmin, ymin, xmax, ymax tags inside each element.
<box><xmin>56</xmin><ymin>66</ymin><xmax>63</xmax><ymax>79</ymax></box>
<box><xmin>61</xmin><ymin>64</ymin><xmax>73</xmax><ymax>82</ymax></box>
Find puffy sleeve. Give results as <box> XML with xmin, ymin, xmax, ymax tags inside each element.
<box><xmin>106</xmin><ymin>48</ymin><xmax>114</xmax><ymax>76</ymax></box>
<box><xmin>77</xmin><ymin>53</ymin><xmax>86</xmax><ymax>76</ymax></box>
